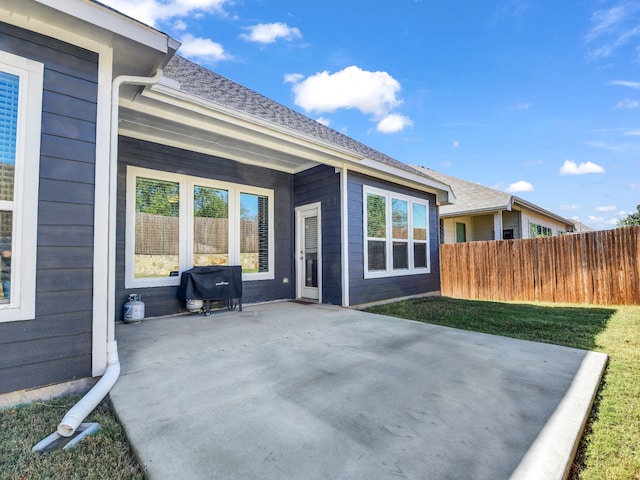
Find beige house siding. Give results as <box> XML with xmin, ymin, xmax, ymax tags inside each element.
<box><xmin>441</xmin><ymin>207</ymin><xmax>570</xmax><ymax>244</ymax></box>
<box><xmin>520</xmin><ymin>208</ymin><xmax>569</xmax><ymax>238</ymax></box>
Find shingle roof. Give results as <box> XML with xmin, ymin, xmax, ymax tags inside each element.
<box><xmin>413</xmin><ymin>168</ymin><xmax>511</xmax><ymax>215</ymax></box>
<box><xmin>414</xmin><ymin>167</ymin><xmax>576</xmax><ymax>228</ymax></box>
<box><xmin>162</xmin><ymin>55</ymin><xmax>441</xmax><ymax>184</ymax></box>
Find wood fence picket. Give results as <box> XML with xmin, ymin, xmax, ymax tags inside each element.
<box><xmin>439</xmin><ymin>226</ymin><xmax>640</xmax><ymax>305</ymax></box>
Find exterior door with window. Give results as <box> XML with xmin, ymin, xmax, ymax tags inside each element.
<box><xmin>295</xmin><ymin>203</ymin><xmax>321</xmax><ymax>301</ymax></box>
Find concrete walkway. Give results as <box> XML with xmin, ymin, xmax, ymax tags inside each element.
<box><xmin>110</xmin><ymin>301</ymin><xmax>607</xmax><ymax>480</ymax></box>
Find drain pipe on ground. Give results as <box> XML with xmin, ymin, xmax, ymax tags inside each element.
<box><xmin>55</xmin><ymin>69</ymin><xmax>164</xmax><ymax>439</ymax></box>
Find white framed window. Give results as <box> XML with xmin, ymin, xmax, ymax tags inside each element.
<box><xmin>126</xmin><ymin>166</ymin><xmax>274</xmax><ymax>288</ymax></box>
<box><xmin>363</xmin><ymin>186</ymin><xmax>430</xmax><ymax>279</ymax></box>
<box><xmin>0</xmin><ymin>51</ymin><xmax>43</xmax><ymax>323</ymax></box>
<box><xmin>529</xmin><ymin>222</ymin><xmax>552</xmax><ymax>238</ymax></box>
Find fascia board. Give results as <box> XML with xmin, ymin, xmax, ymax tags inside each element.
<box><xmin>35</xmin><ymin>0</ymin><xmax>173</xmax><ymax>53</ymax></box>
<box><xmin>142</xmin><ymin>83</ymin><xmax>367</xmax><ymax>163</ymax></box>
<box><xmin>140</xmin><ymin>82</ymin><xmax>454</xmax><ymax>204</ymax></box>
<box><xmin>358</xmin><ymin>158</ymin><xmax>455</xmax><ymax>204</ymax></box>
<box><xmin>439</xmin><ymin>207</ymin><xmax>505</xmax><ymax>218</ymax></box>
<box><xmin>513</xmin><ymin>197</ymin><xmax>575</xmax><ymax>228</ymax></box>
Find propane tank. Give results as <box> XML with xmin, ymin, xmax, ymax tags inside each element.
<box><xmin>186</xmin><ymin>299</ymin><xmax>204</xmax><ymax>312</ymax></box>
<box><xmin>123</xmin><ymin>294</ymin><xmax>145</xmax><ymax>323</ymax></box>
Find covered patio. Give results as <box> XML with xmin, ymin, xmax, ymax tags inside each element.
<box><xmin>110</xmin><ymin>301</ymin><xmax>606</xmax><ymax>479</ymax></box>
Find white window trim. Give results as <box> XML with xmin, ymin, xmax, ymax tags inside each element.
<box><xmin>0</xmin><ymin>51</ymin><xmax>43</xmax><ymax>323</ymax></box>
<box><xmin>528</xmin><ymin>221</ymin><xmax>553</xmax><ymax>239</ymax></box>
<box><xmin>363</xmin><ymin>185</ymin><xmax>430</xmax><ymax>279</ymax></box>
<box><xmin>126</xmin><ymin>166</ymin><xmax>274</xmax><ymax>289</ymax></box>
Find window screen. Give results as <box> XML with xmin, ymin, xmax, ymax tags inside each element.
<box><xmin>240</xmin><ymin>192</ymin><xmax>269</xmax><ymax>273</ymax></box>
<box><xmin>0</xmin><ymin>72</ymin><xmax>18</xmax><ymax>304</ymax></box>
<box><xmin>194</xmin><ymin>186</ymin><xmax>228</xmax><ymax>266</ymax></box>
<box><xmin>134</xmin><ymin>177</ymin><xmax>180</xmax><ymax>278</ymax></box>
<box><xmin>367</xmin><ymin>193</ymin><xmax>386</xmax><ymax>271</ymax></box>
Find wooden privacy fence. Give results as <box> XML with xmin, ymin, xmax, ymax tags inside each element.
<box><xmin>135</xmin><ymin>213</ymin><xmax>259</xmax><ymax>254</ymax></box>
<box><xmin>440</xmin><ymin>226</ymin><xmax>640</xmax><ymax>305</ymax></box>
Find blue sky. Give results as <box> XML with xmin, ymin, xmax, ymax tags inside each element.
<box><xmin>102</xmin><ymin>0</ymin><xmax>640</xmax><ymax>230</ymax></box>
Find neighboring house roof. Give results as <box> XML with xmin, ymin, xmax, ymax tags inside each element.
<box><xmin>572</xmin><ymin>220</ymin><xmax>596</xmax><ymax>233</ymax></box>
<box><xmin>161</xmin><ymin>55</ymin><xmax>446</xmax><ymax>191</ymax></box>
<box><xmin>412</xmin><ymin>166</ymin><xmax>575</xmax><ymax>229</ymax></box>
<box><xmin>412</xmin><ymin>168</ymin><xmax>511</xmax><ymax>215</ymax></box>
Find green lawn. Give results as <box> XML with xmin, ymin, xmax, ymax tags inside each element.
<box><xmin>0</xmin><ymin>395</ymin><xmax>143</xmax><ymax>480</ymax></box>
<box><xmin>365</xmin><ymin>296</ymin><xmax>640</xmax><ymax>480</ymax></box>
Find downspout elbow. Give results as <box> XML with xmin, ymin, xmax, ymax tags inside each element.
<box><xmin>57</xmin><ymin>341</ymin><xmax>120</xmax><ymax>437</ymax></box>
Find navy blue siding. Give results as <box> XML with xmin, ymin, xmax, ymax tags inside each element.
<box><xmin>0</xmin><ymin>23</ymin><xmax>97</xmax><ymax>394</ymax></box>
<box><xmin>116</xmin><ymin>137</ymin><xmax>295</xmax><ymax>318</ymax></box>
<box><xmin>293</xmin><ymin>165</ymin><xmax>342</xmax><ymax>305</ymax></box>
<box><xmin>347</xmin><ymin>172</ymin><xmax>441</xmax><ymax>306</ymax></box>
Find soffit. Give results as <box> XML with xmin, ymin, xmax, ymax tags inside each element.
<box><xmin>119</xmin><ymin>102</ymin><xmax>324</xmax><ymax>174</ymax></box>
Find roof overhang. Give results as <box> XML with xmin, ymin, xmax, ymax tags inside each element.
<box><xmin>513</xmin><ymin>197</ymin><xmax>575</xmax><ymax>229</ymax></box>
<box><xmin>3</xmin><ymin>0</ymin><xmax>179</xmax><ymax>79</ymax></box>
<box><xmin>439</xmin><ymin>204</ymin><xmax>512</xmax><ymax>218</ymax></box>
<box><xmin>118</xmin><ymin>78</ymin><xmax>454</xmax><ymax>203</ymax></box>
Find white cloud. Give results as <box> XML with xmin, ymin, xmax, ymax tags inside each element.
<box><xmin>585</xmin><ymin>141</ymin><xmax>633</xmax><ymax>152</ymax></box>
<box><xmin>288</xmin><ymin>66</ymin><xmax>411</xmax><ymax>132</ymax></box>
<box><xmin>316</xmin><ymin>117</ymin><xmax>331</xmax><ymax>127</ymax></box>
<box><xmin>629</xmin><ymin>183</ymin><xmax>640</xmax><ymax>189</ymax></box>
<box><xmin>615</xmin><ymin>98</ymin><xmax>640</xmax><ymax>108</ymax></box>
<box><xmin>523</xmin><ymin>159</ymin><xmax>544</xmax><ymax>166</ymax></box>
<box><xmin>506</xmin><ymin>180</ymin><xmax>534</xmax><ymax>193</ymax></box>
<box><xmin>511</xmin><ymin>103</ymin><xmax>531</xmax><ymax>110</ymax></box>
<box><xmin>290</xmin><ymin>66</ymin><xmax>402</xmax><ymax>116</ymax></box>
<box><xmin>559</xmin><ymin>160</ymin><xmax>605</xmax><ymax>175</ymax></box>
<box><xmin>585</xmin><ymin>3</ymin><xmax>640</xmax><ymax>60</ymax></box>
<box><xmin>173</xmin><ymin>19</ymin><xmax>188</xmax><ymax>31</ymax></box>
<box><xmin>452</xmin><ymin>140</ymin><xmax>460</xmax><ymax>149</ymax></box>
<box><xmin>240</xmin><ymin>23</ymin><xmax>302</xmax><ymax>44</ymax></box>
<box><xmin>98</xmin><ymin>0</ymin><xmax>229</xmax><ymax>27</ymax></box>
<box><xmin>179</xmin><ymin>34</ymin><xmax>232</xmax><ymax>62</ymax></box>
<box><xmin>609</xmin><ymin>80</ymin><xmax>640</xmax><ymax>89</ymax></box>
<box><xmin>284</xmin><ymin>73</ymin><xmax>304</xmax><ymax>84</ymax></box>
<box><xmin>595</xmin><ymin>205</ymin><xmax>617</xmax><ymax>212</ymax></box>
<box><xmin>625</xmin><ymin>129</ymin><xmax>640</xmax><ymax>136</ymax></box>
<box><xmin>560</xmin><ymin>204</ymin><xmax>580</xmax><ymax>211</ymax></box>
<box><xmin>376</xmin><ymin>114</ymin><xmax>413</xmax><ymax>134</ymax></box>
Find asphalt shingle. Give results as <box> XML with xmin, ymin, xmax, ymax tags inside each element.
<box><xmin>163</xmin><ymin>55</ymin><xmax>441</xmax><ymax>184</ymax></box>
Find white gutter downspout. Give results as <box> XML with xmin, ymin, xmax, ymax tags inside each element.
<box><xmin>57</xmin><ymin>69</ymin><xmax>164</xmax><ymax>437</ymax></box>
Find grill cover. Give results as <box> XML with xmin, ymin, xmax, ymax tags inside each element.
<box><xmin>178</xmin><ymin>266</ymin><xmax>242</xmax><ymax>301</ymax></box>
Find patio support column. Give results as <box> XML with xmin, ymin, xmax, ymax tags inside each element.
<box><xmin>340</xmin><ymin>165</ymin><xmax>350</xmax><ymax>307</ymax></box>
<box><xmin>494</xmin><ymin>212</ymin><xmax>503</xmax><ymax>240</ymax></box>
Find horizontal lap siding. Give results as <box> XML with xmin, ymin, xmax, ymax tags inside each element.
<box><xmin>0</xmin><ymin>23</ymin><xmax>97</xmax><ymax>393</ymax></box>
<box><xmin>117</xmin><ymin>137</ymin><xmax>294</xmax><ymax>318</ymax></box>
<box><xmin>347</xmin><ymin>172</ymin><xmax>441</xmax><ymax>306</ymax></box>
<box><xmin>294</xmin><ymin>165</ymin><xmax>342</xmax><ymax>305</ymax></box>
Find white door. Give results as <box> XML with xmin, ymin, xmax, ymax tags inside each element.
<box><xmin>296</xmin><ymin>203</ymin><xmax>321</xmax><ymax>301</ymax></box>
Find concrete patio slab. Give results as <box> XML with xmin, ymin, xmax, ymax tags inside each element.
<box><xmin>110</xmin><ymin>301</ymin><xmax>606</xmax><ymax>480</ymax></box>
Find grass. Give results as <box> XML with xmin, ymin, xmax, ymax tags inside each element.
<box><xmin>364</xmin><ymin>296</ymin><xmax>615</xmax><ymax>350</ymax></box>
<box><xmin>365</xmin><ymin>296</ymin><xmax>640</xmax><ymax>480</ymax></box>
<box><xmin>0</xmin><ymin>395</ymin><xmax>143</xmax><ymax>480</ymax></box>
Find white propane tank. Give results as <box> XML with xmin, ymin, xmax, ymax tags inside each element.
<box><xmin>123</xmin><ymin>294</ymin><xmax>145</xmax><ymax>323</ymax></box>
<box><xmin>186</xmin><ymin>299</ymin><xmax>204</xmax><ymax>312</ymax></box>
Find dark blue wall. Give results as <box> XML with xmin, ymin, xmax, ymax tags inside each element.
<box><xmin>0</xmin><ymin>23</ymin><xmax>98</xmax><ymax>394</ymax></box>
<box><xmin>347</xmin><ymin>172</ymin><xmax>441</xmax><ymax>305</ymax></box>
<box><xmin>293</xmin><ymin>165</ymin><xmax>342</xmax><ymax>305</ymax></box>
<box><xmin>116</xmin><ymin>137</ymin><xmax>295</xmax><ymax>318</ymax></box>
